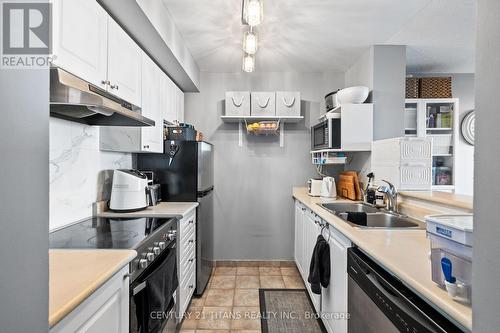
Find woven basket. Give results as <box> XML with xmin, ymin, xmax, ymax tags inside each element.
<box><xmin>405</xmin><ymin>78</ymin><xmax>419</xmax><ymax>98</ymax></box>
<box><xmin>419</xmin><ymin>77</ymin><xmax>452</xmax><ymax>98</ymax></box>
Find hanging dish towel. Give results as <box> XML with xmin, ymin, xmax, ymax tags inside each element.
<box><xmin>307</xmin><ymin>235</ymin><xmax>331</xmax><ymax>294</ymax></box>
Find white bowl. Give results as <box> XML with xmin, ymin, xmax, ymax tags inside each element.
<box><xmin>336</xmin><ymin>86</ymin><xmax>369</xmax><ymax>104</ymax></box>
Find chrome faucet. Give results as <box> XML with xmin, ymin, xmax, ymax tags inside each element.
<box><xmin>377</xmin><ymin>180</ymin><xmax>398</xmax><ymax>213</ymax></box>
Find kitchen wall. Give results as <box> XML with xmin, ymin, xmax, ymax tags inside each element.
<box><xmin>49</xmin><ymin>118</ymin><xmax>132</xmax><ymax>230</ymax></box>
<box><xmin>185</xmin><ymin>71</ymin><xmax>344</xmax><ymax>260</ymax></box>
<box><xmin>473</xmin><ymin>0</ymin><xmax>500</xmax><ymax>330</ymax></box>
<box><xmin>409</xmin><ymin>73</ymin><xmax>475</xmax><ymax>195</ymax></box>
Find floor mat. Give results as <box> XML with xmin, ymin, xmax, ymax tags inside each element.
<box><xmin>259</xmin><ymin>289</ymin><xmax>326</xmax><ymax>333</ymax></box>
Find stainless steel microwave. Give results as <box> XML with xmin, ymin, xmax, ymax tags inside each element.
<box><xmin>311</xmin><ymin>113</ymin><xmax>341</xmax><ymax>150</ymax></box>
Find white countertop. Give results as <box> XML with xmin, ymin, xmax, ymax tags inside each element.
<box><xmin>49</xmin><ymin>249</ymin><xmax>136</xmax><ymax>328</ymax></box>
<box><xmin>293</xmin><ymin>187</ymin><xmax>472</xmax><ymax>332</ymax></box>
<box><xmin>96</xmin><ymin>201</ymin><xmax>198</xmax><ymax>219</ymax></box>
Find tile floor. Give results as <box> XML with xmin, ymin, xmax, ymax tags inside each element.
<box><xmin>178</xmin><ymin>264</ymin><xmax>305</xmax><ymax>333</ymax></box>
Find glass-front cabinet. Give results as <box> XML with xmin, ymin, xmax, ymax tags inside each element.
<box><xmin>404</xmin><ymin>98</ymin><xmax>459</xmax><ymax>191</ymax></box>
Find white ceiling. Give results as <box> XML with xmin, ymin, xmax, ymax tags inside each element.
<box><xmin>163</xmin><ymin>0</ymin><xmax>476</xmax><ymax>73</ymax></box>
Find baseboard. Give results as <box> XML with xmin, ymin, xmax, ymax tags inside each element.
<box><xmin>214</xmin><ymin>260</ymin><xmax>296</xmax><ymax>267</ymax></box>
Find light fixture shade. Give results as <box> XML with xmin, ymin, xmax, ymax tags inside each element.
<box><xmin>243</xmin><ymin>0</ymin><xmax>263</xmax><ymax>27</ymax></box>
<box><xmin>242</xmin><ymin>54</ymin><xmax>255</xmax><ymax>72</ymax></box>
<box><xmin>242</xmin><ymin>30</ymin><xmax>258</xmax><ymax>55</ymax></box>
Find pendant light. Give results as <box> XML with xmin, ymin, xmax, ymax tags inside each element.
<box><xmin>242</xmin><ymin>0</ymin><xmax>263</xmax><ymax>27</ymax></box>
<box><xmin>242</xmin><ymin>28</ymin><xmax>258</xmax><ymax>55</ymax></box>
<box><xmin>242</xmin><ymin>53</ymin><xmax>255</xmax><ymax>72</ymax></box>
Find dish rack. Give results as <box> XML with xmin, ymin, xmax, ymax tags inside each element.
<box><xmin>245</xmin><ymin>120</ymin><xmax>280</xmax><ymax>135</ymax></box>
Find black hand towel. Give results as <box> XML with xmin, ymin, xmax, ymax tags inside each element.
<box><xmin>307</xmin><ymin>235</ymin><xmax>331</xmax><ymax>295</ymax></box>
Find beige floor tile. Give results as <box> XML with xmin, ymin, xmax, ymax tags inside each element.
<box><xmin>196</xmin><ymin>330</ymin><xmax>230</xmax><ymax>333</ymax></box>
<box><xmin>236</xmin><ymin>267</ymin><xmax>260</xmax><ymax>276</ymax></box>
<box><xmin>236</xmin><ymin>276</ymin><xmax>260</xmax><ymax>289</ymax></box>
<box><xmin>230</xmin><ymin>330</ymin><xmax>261</xmax><ymax>333</ymax></box>
<box><xmin>279</xmin><ymin>261</ymin><xmax>296</xmax><ymax>267</ymax></box>
<box><xmin>211</xmin><ymin>275</ymin><xmax>236</xmax><ymax>289</ymax></box>
<box><xmin>282</xmin><ymin>275</ymin><xmax>305</xmax><ymax>289</ymax></box>
<box><xmin>177</xmin><ymin>330</ymin><xmax>195</xmax><ymax>333</ymax></box>
<box><xmin>237</xmin><ymin>261</ymin><xmax>260</xmax><ymax>267</ymax></box>
<box><xmin>205</xmin><ymin>289</ymin><xmax>235</xmax><ymax>306</ymax></box>
<box><xmin>198</xmin><ymin>307</ymin><xmax>233</xmax><ymax>330</ymax></box>
<box><xmin>256</xmin><ymin>261</ymin><xmax>280</xmax><ymax>267</ymax></box>
<box><xmin>191</xmin><ymin>295</ymin><xmax>206</xmax><ymax>307</ymax></box>
<box><xmin>258</xmin><ymin>267</ymin><xmax>282</xmax><ymax>276</ymax></box>
<box><xmin>215</xmin><ymin>267</ymin><xmax>237</xmax><ymax>275</ymax></box>
<box><xmin>231</xmin><ymin>307</ymin><xmax>261</xmax><ymax>330</ymax></box>
<box><xmin>233</xmin><ymin>289</ymin><xmax>260</xmax><ymax>307</ymax></box>
<box><xmin>259</xmin><ymin>275</ymin><xmax>285</xmax><ymax>288</ymax></box>
<box><xmin>280</xmin><ymin>266</ymin><xmax>300</xmax><ymax>276</ymax></box>
<box><xmin>216</xmin><ymin>260</ymin><xmax>238</xmax><ymax>267</ymax></box>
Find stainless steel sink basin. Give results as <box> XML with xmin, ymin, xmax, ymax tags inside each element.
<box><xmin>338</xmin><ymin>212</ymin><xmax>422</xmax><ymax>229</ymax></box>
<box><xmin>319</xmin><ymin>202</ymin><xmax>380</xmax><ymax>214</ymax></box>
<box><xmin>318</xmin><ymin>202</ymin><xmax>423</xmax><ymax>229</ymax></box>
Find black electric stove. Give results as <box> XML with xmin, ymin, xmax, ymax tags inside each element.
<box><xmin>49</xmin><ymin>217</ymin><xmax>178</xmax><ymax>282</ymax></box>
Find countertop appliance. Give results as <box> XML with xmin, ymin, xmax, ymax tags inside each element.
<box><xmin>348</xmin><ymin>248</ymin><xmax>465</xmax><ymax>333</ymax></box>
<box><xmin>50</xmin><ymin>67</ymin><xmax>154</xmax><ymax>127</ymax></box>
<box><xmin>109</xmin><ymin>169</ymin><xmax>149</xmax><ymax>212</ymax></box>
<box><xmin>308</xmin><ymin>178</ymin><xmax>322</xmax><ymax>196</ymax></box>
<box><xmin>311</xmin><ymin>112</ymin><xmax>341</xmax><ymax>150</ymax></box>
<box><xmin>50</xmin><ymin>217</ymin><xmax>179</xmax><ymax>333</ymax></box>
<box><xmin>325</xmin><ymin>90</ymin><xmax>339</xmax><ymax>111</ymax></box>
<box><xmin>321</xmin><ymin>177</ymin><xmax>337</xmax><ymax>198</ymax></box>
<box><xmin>137</xmin><ymin>141</ymin><xmax>214</xmax><ymax>296</ymax></box>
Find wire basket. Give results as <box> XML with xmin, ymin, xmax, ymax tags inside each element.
<box><xmin>246</xmin><ymin>121</ymin><xmax>280</xmax><ymax>135</ymax></box>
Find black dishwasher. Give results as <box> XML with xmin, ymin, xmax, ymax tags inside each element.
<box><xmin>347</xmin><ymin>248</ymin><xmax>465</xmax><ymax>333</ymax></box>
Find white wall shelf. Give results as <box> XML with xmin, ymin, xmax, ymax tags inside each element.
<box><xmin>404</xmin><ymin>98</ymin><xmax>459</xmax><ymax>190</ymax></box>
<box><xmin>221</xmin><ymin>115</ymin><xmax>304</xmax><ymax>123</ymax></box>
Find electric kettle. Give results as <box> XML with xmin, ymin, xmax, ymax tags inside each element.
<box><xmin>321</xmin><ymin>177</ymin><xmax>337</xmax><ymax>198</ymax></box>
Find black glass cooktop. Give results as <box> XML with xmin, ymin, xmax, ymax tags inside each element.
<box><xmin>49</xmin><ymin>217</ymin><xmax>173</xmax><ymax>249</ymax></box>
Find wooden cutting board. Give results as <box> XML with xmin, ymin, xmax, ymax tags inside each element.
<box><xmin>341</xmin><ymin>171</ymin><xmax>363</xmax><ymax>201</ymax></box>
<box><xmin>337</xmin><ymin>174</ymin><xmax>357</xmax><ymax>200</ymax></box>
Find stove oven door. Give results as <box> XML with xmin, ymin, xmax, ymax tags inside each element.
<box><xmin>130</xmin><ymin>247</ymin><xmax>178</xmax><ymax>333</ymax></box>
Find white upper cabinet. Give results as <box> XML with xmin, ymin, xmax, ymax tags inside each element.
<box><xmin>107</xmin><ymin>19</ymin><xmax>142</xmax><ymax>107</ymax></box>
<box><xmin>161</xmin><ymin>75</ymin><xmax>184</xmax><ymax>124</ymax></box>
<box><xmin>51</xmin><ymin>0</ymin><xmax>108</xmax><ymax>89</ymax></box>
<box><xmin>52</xmin><ymin>0</ymin><xmax>142</xmax><ymax>106</ymax></box>
<box><xmin>140</xmin><ymin>54</ymin><xmax>163</xmax><ymax>153</ymax></box>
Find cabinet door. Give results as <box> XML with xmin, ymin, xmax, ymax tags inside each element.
<box><xmin>177</xmin><ymin>88</ymin><xmax>185</xmax><ymax>123</ymax></box>
<box><xmin>107</xmin><ymin>18</ymin><xmax>142</xmax><ymax>107</ymax></box>
<box><xmin>52</xmin><ymin>0</ymin><xmax>108</xmax><ymax>89</ymax></box>
<box><xmin>303</xmin><ymin>212</ymin><xmax>321</xmax><ymax>312</ymax></box>
<box><xmin>321</xmin><ymin>235</ymin><xmax>349</xmax><ymax>333</ymax></box>
<box><xmin>161</xmin><ymin>75</ymin><xmax>177</xmax><ymax>124</ymax></box>
<box><xmin>294</xmin><ymin>202</ymin><xmax>305</xmax><ymax>275</ymax></box>
<box><xmin>140</xmin><ymin>54</ymin><xmax>163</xmax><ymax>153</ymax></box>
<box><xmin>51</xmin><ymin>267</ymin><xmax>129</xmax><ymax>333</ymax></box>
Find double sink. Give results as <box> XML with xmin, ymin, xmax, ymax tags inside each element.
<box><xmin>318</xmin><ymin>202</ymin><xmax>423</xmax><ymax>229</ymax></box>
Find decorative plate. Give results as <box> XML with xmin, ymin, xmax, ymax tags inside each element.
<box><xmin>461</xmin><ymin>111</ymin><xmax>475</xmax><ymax>145</ymax></box>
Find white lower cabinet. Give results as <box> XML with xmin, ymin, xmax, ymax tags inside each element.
<box><xmin>50</xmin><ymin>266</ymin><xmax>130</xmax><ymax>333</ymax></box>
<box><xmin>176</xmin><ymin>210</ymin><xmax>197</xmax><ymax>322</ymax></box>
<box><xmin>321</xmin><ymin>229</ymin><xmax>350</xmax><ymax>333</ymax></box>
<box><xmin>293</xmin><ymin>199</ymin><xmax>350</xmax><ymax>333</ymax></box>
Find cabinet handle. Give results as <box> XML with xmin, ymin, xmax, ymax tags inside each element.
<box><xmin>301</xmin><ymin>208</ymin><xmax>306</xmax><ymax>212</ymax></box>
<box><xmin>189</xmin><ymin>284</ymin><xmax>194</xmax><ymax>289</ymax></box>
<box><xmin>189</xmin><ymin>258</ymin><xmax>194</xmax><ymax>263</ymax></box>
<box><xmin>188</xmin><ymin>220</ymin><xmax>194</xmax><ymax>224</ymax></box>
<box><xmin>101</xmin><ymin>80</ymin><xmax>110</xmax><ymax>85</ymax></box>
<box><xmin>110</xmin><ymin>83</ymin><xmax>119</xmax><ymax>90</ymax></box>
<box><xmin>189</xmin><ymin>239</ymin><xmax>194</xmax><ymax>243</ymax></box>
<box><xmin>143</xmin><ymin>145</ymin><xmax>150</xmax><ymax>149</ymax></box>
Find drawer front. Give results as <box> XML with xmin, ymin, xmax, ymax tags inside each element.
<box><xmin>276</xmin><ymin>91</ymin><xmax>300</xmax><ymax>117</ymax></box>
<box><xmin>400</xmin><ymin>138</ymin><xmax>432</xmax><ymax>162</ymax></box>
<box><xmin>251</xmin><ymin>92</ymin><xmax>276</xmax><ymax>116</ymax></box>
<box><xmin>225</xmin><ymin>91</ymin><xmax>250</xmax><ymax>116</ymax></box>
<box><xmin>400</xmin><ymin>166</ymin><xmax>432</xmax><ymax>190</ymax></box>
<box><xmin>179</xmin><ymin>212</ymin><xmax>196</xmax><ymax>232</ymax></box>
<box><xmin>179</xmin><ymin>245</ymin><xmax>195</xmax><ymax>279</ymax></box>
<box><xmin>180</xmin><ymin>226</ymin><xmax>195</xmax><ymax>251</ymax></box>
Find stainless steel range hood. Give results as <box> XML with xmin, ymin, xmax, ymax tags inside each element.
<box><xmin>50</xmin><ymin>67</ymin><xmax>154</xmax><ymax>127</ymax></box>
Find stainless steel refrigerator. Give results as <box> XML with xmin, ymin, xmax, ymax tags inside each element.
<box><xmin>137</xmin><ymin>141</ymin><xmax>214</xmax><ymax>295</ymax></box>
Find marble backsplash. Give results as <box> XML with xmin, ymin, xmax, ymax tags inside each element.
<box><xmin>50</xmin><ymin>118</ymin><xmax>132</xmax><ymax>230</ymax></box>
